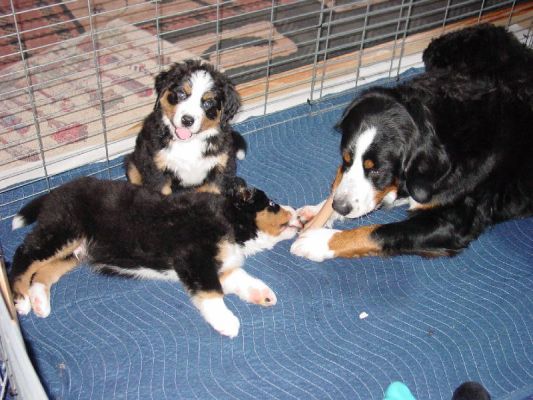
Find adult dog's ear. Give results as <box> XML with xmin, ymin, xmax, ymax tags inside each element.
<box><xmin>220</xmin><ymin>78</ymin><xmax>241</xmax><ymax>130</ymax></box>
<box><xmin>402</xmin><ymin>100</ymin><xmax>451</xmax><ymax>204</ymax></box>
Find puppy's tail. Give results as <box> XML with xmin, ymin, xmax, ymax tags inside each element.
<box><xmin>231</xmin><ymin>130</ymin><xmax>247</xmax><ymax>160</ymax></box>
<box><xmin>12</xmin><ymin>194</ymin><xmax>47</xmax><ymax>230</ymax></box>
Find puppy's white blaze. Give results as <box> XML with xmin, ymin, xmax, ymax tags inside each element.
<box><xmin>176</xmin><ymin>70</ymin><xmax>214</xmax><ymax>134</ymax></box>
<box><xmin>159</xmin><ymin>132</ymin><xmax>220</xmax><ymax>186</ymax></box>
<box><xmin>12</xmin><ymin>214</ymin><xmax>26</xmax><ymax>230</ymax></box>
<box><xmin>192</xmin><ymin>296</ymin><xmax>240</xmax><ymax>338</ymax></box>
<box><xmin>334</xmin><ymin>127</ymin><xmax>378</xmax><ymax>218</ymax></box>
<box><xmin>290</xmin><ymin>228</ymin><xmax>339</xmax><ymax>262</ymax></box>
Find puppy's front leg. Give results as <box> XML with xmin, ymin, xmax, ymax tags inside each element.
<box><xmin>220</xmin><ymin>268</ymin><xmax>277</xmax><ymax>307</ymax></box>
<box><xmin>191</xmin><ymin>292</ymin><xmax>240</xmax><ymax>338</ymax></box>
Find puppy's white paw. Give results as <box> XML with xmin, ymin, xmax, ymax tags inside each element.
<box><xmin>210</xmin><ymin>309</ymin><xmax>240</xmax><ymax>338</ymax></box>
<box><xmin>221</xmin><ymin>269</ymin><xmax>277</xmax><ymax>307</ymax></box>
<box><xmin>29</xmin><ymin>283</ymin><xmax>51</xmax><ymax>318</ymax></box>
<box><xmin>290</xmin><ymin>228</ymin><xmax>339</xmax><ymax>262</ymax></box>
<box><xmin>193</xmin><ymin>296</ymin><xmax>240</xmax><ymax>338</ymax></box>
<box><xmin>296</xmin><ymin>201</ymin><xmax>325</xmax><ymax>224</ymax></box>
<box><xmin>14</xmin><ymin>295</ymin><xmax>31</xmax><ymax>316</ymax></box>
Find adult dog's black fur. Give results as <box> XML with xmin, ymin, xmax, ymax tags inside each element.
<box><xmin>124</xmin><ymin>60</ymin><xmax>246</xmax><ymax>195</ymax></box>
<box><xmin>10</xmin><ymin>177</ymin><xmax>299</xmax><ymax>337</ymax></box>
<box><xmin>291</xmin><ymin>24</ymin><xmax>533</xmax><ymax>261</ymax></box>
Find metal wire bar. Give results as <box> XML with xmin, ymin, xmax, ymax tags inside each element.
<box><xmin>506</xmin><ymin>0</ymin><xmax>517</xmax><ymax>27</ymax></box>
<box><xmin>316</xmin><ymin>1</ymin><xmax>335</xmax><ymax>101</ymax></box>
<box><xmin>8</xmin><ymin>0</ymin><xmax>51</xmax><ymax>192</ymax></box>
<box><xmin>86</xmin><ymin>0</ymin><xmax>111</xmax><ymax>178</ymax></box>
<box><xmin>261</xmin><ymin>0</ymin><xmax>277</xmax><ymax>118</ymax></box>
<box><xmin>308</xmin><ymin>0</ymin><xmax>326</xmax><ymax>103</ymax></box>
<box><xmin>354</xmin><ymin>1</ymin><xmax>371</xmax><ymax>89</ymax></box>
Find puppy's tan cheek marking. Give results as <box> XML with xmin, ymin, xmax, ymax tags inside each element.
<box><xmin>256</xmin><ymin>209</ymin><xmax>292</xmax><ymax>236</ymax></box>
<box><xmin>328</xmin><ymin>225</ymin><xmax>383</xmax><ymax>258</ymax></box>
<box><xmin>160</xmin><ymin>90</ymin><xmax>177</xmax><ymax>121</ymax></box>
<box><xmin>200</xmin><ymin>110</ymin><xmax>221</xmax><ymax>132</ymax></box>
<box><xmin>11</xmin><ymin>240</ymin><xmax>83</xmax><ymax>298</ymax></box>
<box><xmin>127</xmin><ymin>163</ymin><xmax>143</xmax><ymax>186</ymax></box>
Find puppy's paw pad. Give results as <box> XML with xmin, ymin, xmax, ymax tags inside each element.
<box><xmin>211</xmin><ymin>311</ymin><xmax>240</xmax><ymax>338</ymax></box>
<box><xmin>14</xmin><ymin>295</ymin><xmax>31</xmax><ymax>316</ymax></box>
<box><xmin>290</xmin><ymin>228</ymin><xmax>339</xmax><ymax>262</ymax></box>
<box><xmin>296</xmin><ymin>205</ymin><xmax>321</xmax><ymax>224</ymax></box>
<box><xmin>29</xmin><ymin>283</ymin><xmax>51</xmax><ymax>318</ymax></box>
<box><xmin>248</xmin><ymin>285</ymin><xmax>277</xmax><ymax>306</ymax></box>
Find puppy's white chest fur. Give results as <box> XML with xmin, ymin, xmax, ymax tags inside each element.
<box><xmin>159</xmin><ymin>135</ymin><xmax>219</xmax><ymax>187</ymax></box>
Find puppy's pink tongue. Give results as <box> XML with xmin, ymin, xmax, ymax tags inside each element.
<box><xmin>175</xmin><ymin>127</ymin><xmax>192</xmax><ymax>140</ymax></box>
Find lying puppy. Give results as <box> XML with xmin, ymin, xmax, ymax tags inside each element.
<box><xmin>125</xmin><ymin>59</ymin><xmax>246</xmax><ymax>195</ymax></box>
<box><xmin>10</xmin><ymin>177</ymin><xmax>300</xmax><ymax>337</ymax></box>
<box><xmin>291</xmin><ymin>24</ymin><xmax>533</xmax><ymax>261</ymax></box>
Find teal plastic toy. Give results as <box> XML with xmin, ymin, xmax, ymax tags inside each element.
<box><xmin>384</xmin><ymin>381</ymin><xmax>416</xmax><ymax>400</ymax></box>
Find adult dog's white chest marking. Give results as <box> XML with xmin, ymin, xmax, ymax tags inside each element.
<box><xmin>158</xmin><ymin>134</ymin><xmax>219</xmax><ymax>187</ymax></box>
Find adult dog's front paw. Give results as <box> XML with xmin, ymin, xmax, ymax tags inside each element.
<box><xmin>290</xmin><ymin>228</ymin><xmax>339</xmax><ymax>262</ymax></box>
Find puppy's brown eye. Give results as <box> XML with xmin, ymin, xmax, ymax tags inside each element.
<box><xmin>202</xmin><ymin>99</ymin><xmax>215</xmax><ymax>109</ymax></box>
<box><xmin>176</xmin><ymin>89</ymin><xmax>187</xmax><ymax>101</ymax></box>
<box><xmin>363</xmin><ymin>159</ymin><xmax>375</xmax><ymax>170</ymax></box>
<box><xmin>167</xmin><ymin>92</ymin><xmax>178</xmax><ymax>105</ymax></box>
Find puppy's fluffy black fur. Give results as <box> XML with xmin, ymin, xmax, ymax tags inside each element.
<box><xmin>124</xmin><ymin>60</ymin><xmax>246</xmax><ymax>194</ymax></box>
<box><xmin>333</xmin><ymin>24</ymin><xmax>532</xmax><ymax>257</ymax></box>
<box><xmin>10</xmin><ymin>177</ymin><xmax>298</xmax><ymax>336</ymax></box>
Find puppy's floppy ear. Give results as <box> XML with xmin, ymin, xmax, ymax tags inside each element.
<box><xmin>220</xmin><ymin>77</ymin><xmax>241</xmax><ymax>130</ymax></box>
<box><xmin>402</xmin><ymin>99</ymin><xmax>451</xmax><ymax>204</ymax></box>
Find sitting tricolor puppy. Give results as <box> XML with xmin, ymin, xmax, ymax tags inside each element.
<box><xmin>125</xmin><ymin>59</ymin><xmax>247</xmax><ymax>195</ymax></box>
<box><xmin>10</xmin><ymin>177</ymin><xmax>300</xmax><ymax>337</ymax></box>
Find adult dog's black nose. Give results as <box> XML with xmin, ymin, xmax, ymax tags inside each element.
<box><xmin>181</xmin><ymin>115</ymin><xmax>194</xmax><ymax>127</ymax></box>
<box><xmin>332</xmin><ymin>198</ymin><xmax>352</xmax><ymax>216</ymax></box>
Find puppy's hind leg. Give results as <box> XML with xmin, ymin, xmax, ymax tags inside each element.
<box><xmin>29</xmin><ymin>255</ymin><xmax>80</xmax><ymax>318</ymax></box>
<box><xmin>10</xmin><ymin>235</ymin><xmax>83</xmax><ymax>317</ymax></box>
<box><xmin>179</xmin><ymin>255</ymin><xmax>240</xmax><ymax>338</ymax></box>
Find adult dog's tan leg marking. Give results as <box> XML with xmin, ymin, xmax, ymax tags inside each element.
<box><xmin>328</xmin><ymin>225</ymin><xmax>383</xmax><ymax>258</ymax></box>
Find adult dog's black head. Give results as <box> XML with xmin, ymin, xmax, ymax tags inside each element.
<box><xmin>332</xmin><ymin>89</ymin><xmax>451</xmax><ymax>218</ymax></box>
<box><xmin>154</xmin><ymin>60</ymin><xmax>241</xmax><ymax>140</ymax></box>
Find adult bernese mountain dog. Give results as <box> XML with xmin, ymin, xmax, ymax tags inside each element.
<box><xmin>10</xmin><ymin>177</ymin><xmax>300</xmax><ymax>337</ymax></box>
<box><xmin>125</xmin><ymin>59</ymin><xmax>247</xmax><ymax>195</ymax></box>
<box><xmin>291</xmin><ymin>24</ymin><xmax>533</xmax><ymax>261</ymax></box>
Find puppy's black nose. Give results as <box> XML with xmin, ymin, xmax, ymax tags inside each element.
<box><xmin>332</xmin><ymin>198</ymin><xmax>352</xmax><ymax>216</ymax></box>
<box><xmin>181</xmin><ymin>115</ymin><xmax>194</xmax><ymax>127</ymax></box>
